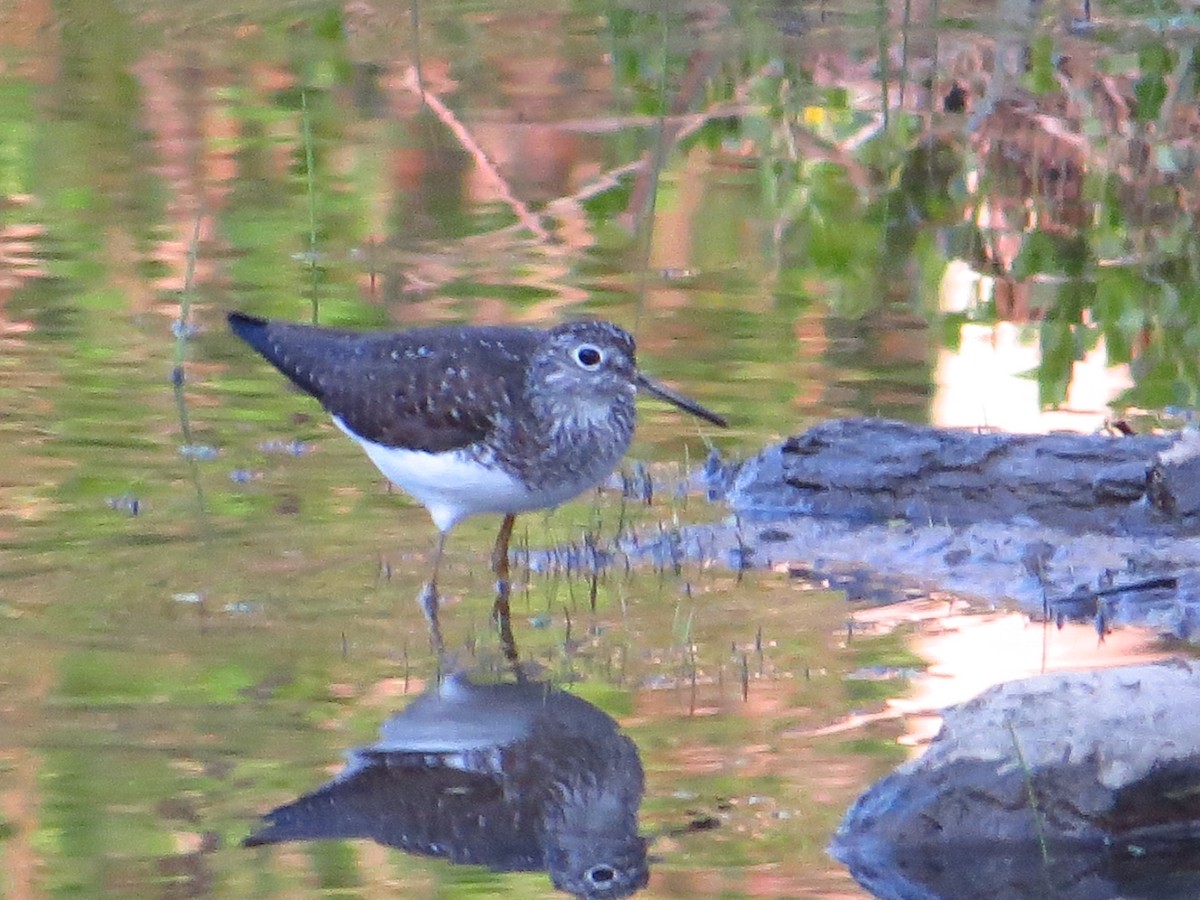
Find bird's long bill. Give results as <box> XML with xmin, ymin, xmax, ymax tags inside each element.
<box><xmin>635</xmin><ymin>372</ymin><xmax>727</xmax><ymax>428</ymax></box>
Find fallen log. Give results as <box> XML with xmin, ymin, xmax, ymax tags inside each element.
<box><xmin>725</xmin><ymin>418</ymin><xmax>1197</xmax><ymax>536</ymax></box>
<box><xmin>608</xmin><ymin>419</ymin><xmax>1200</xmax><ymax>640</ymax></box>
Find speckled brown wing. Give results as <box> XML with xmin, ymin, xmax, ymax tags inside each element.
<box><xmin>228</xmin><ymin>312</ymin><xmax>542</xmax><ymax>453</ymax></box>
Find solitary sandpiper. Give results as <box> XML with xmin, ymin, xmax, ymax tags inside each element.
<box><xmin>227</xmin><ymin>312</ymin><xmax>726</xmax><ymax>624</ymax></box>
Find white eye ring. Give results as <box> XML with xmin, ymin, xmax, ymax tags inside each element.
<box><xmin>574</xmin><ymin>343</ymin><xmax>604</xmax><ymax>370</ymax></box>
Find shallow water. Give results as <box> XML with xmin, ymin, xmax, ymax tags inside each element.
<box><xmin>2</xmin><ymin>1</ymin><xmax>1198</xmax><ymax>897</ymax></box>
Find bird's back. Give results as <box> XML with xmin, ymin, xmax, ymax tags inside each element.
<box><xmin>227</xmin><ymin>312</ymin><xmax>541</xmax><ymax>454</ymax></box>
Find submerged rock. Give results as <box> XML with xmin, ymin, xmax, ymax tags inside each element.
<box><xmin>832</xmin><ymin>661</ymin><xmax>1200</xmax><ymax>900</ymax></box>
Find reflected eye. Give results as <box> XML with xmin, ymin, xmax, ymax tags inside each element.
<box><xmin>574</xmin><ymin>344</ymin><xmax>603</xmax><ymax>370</ymax></box>
<box><xmin>585</xmin><ymin>864</ymin><xmax>617</xmax><ymax>887</ymax></box>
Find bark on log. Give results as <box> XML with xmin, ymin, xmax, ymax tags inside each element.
<box><xmin>726</xmin><ymin>418</ymin><xmax>1196</xmax><ymax>536</ymax></box>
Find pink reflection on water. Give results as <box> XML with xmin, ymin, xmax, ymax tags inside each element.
<box><xmin>806</xmin><ymin>597</ymin><xmax>1174</xmax><ymax>753</ymax></box>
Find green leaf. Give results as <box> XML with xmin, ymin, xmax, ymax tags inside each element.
<box><xmin>1139</xmin><ymin>43</ymin><xmax>1174</xmax><ymax>77</ymax></box>
<box><xmin>1039</xmin><ymin>320</ymin><xmax>1076</xmax><ymax>406</ymax></box>
<box><xmin>1011</xmin><ymin>230</ymin><xmax>1059</xmax><ymax>279</ymax></box>
<box><xmin>1134</xmin><ymin>75</ymin><xmax>1168</xmax><ymax>120</ymax></box>
<box><xmin>1023</xmin><ymin>34</ymin><xmax>1057</xmax><ymax>95</ymax></box>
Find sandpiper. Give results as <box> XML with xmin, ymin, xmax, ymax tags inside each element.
<box><xmin>228</xmin><ymin>312</ymin><xmax>726</xmax><ymax>622</ymax></box>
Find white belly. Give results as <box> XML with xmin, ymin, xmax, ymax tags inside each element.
<box><xmin>333</xmin><ymin>417</ymin><xmax>589</xmax><ymax>532</ymax></box>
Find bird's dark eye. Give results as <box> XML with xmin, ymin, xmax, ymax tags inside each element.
<box><xmin>574</xmin><ymin>344</ymin><xmax>603</xmax><ymax>369</ymax></box>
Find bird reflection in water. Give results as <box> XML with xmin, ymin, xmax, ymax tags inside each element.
<box><xmin>245</xmin><ymin>673</ymin><xmax>649</xmax><ymax>898</ymax></box>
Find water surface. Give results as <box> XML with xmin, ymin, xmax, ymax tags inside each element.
<box><xmin>2</xmin><ymin>1</ymin><xmax>1198</xmax><ymax>897</ymax></box>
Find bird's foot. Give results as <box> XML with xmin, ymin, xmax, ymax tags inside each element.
<box><xmin>493</xmin><ymin>577</ymin><xmax>511</xmax><ymax>606</ymax></box>
<box><xmin>491</xmin><ymin>578</ymin><xmax>520</xmax><ymax>671</ymax></box>
<box><xmin>417</xmin><ymin>579</ymin><xmax>440</xmax><ymax>617</ymax></box>
<box><xmin>418</xmin><ymin>581</ymin><xmax>445</xmax><ymax>655</ymax></box>
<box><xmin>491</xmin><ymin>576</ymin><xmax>511</xmax><ymax>622</ymax></box>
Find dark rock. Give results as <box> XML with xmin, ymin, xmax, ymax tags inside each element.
<box><xmin>832</xmin><ymin>661</ymin><xmax>1200</xmax><ymax>900</ymax></box>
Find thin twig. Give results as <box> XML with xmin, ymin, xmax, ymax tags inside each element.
<box><xmin>1006</xmin><ymin>718</ymin><xmax>1052</xmax><ymax>869</ymax></box>
<box><xmin>174</xmin><ymin>213</ymin><xmax>207</xmax><ymax>516</ymax></box>
<box><xmin>301</xmin><ymin>88</ymin><xmax>319</xmax><ymax>324</ymax></box>
<box><xmin>399</xmin><ymin>66</ymin><xmax>551</xmax><ymax>242</ymax></box>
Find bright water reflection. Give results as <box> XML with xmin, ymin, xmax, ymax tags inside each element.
<box><xmin>2</xmin><ymin>0</ymin><xmax>1199</xmax><ymax>897</ymax></box>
